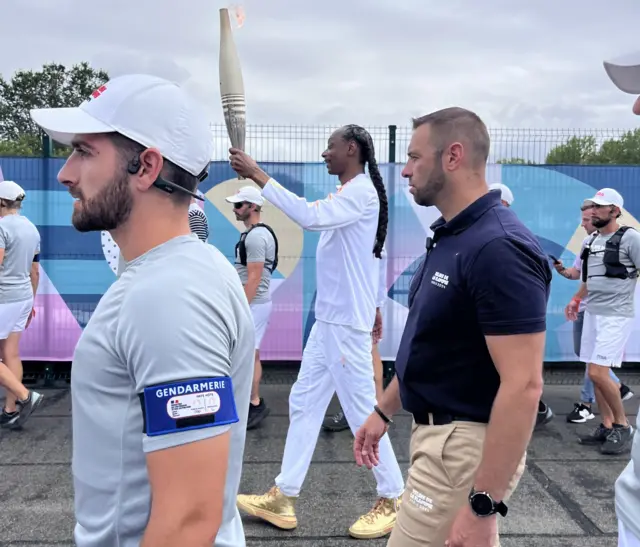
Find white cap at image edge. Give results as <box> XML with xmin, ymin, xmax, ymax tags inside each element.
<box><xmin>225</xmin><ymin>186</ymin><xmax>264</xmax><ymax>206</ymax></box>
<box><xmin>585</xmin><ymin>187</ymin><xmax>624</xmax><ymax>209</ymax></box>
<box><xmin>604</xmin><ymin>51</ymin><xmax>640</xmax><ymax>94</ymax></box>
<box><xmin>0</xmin><ymin>180</ymin><xmax>26</xmax><ymax>201</ymax></box>
<box><xmin>488</xmin><ymin>183</ymin><xmax>514</xmax><ymax>206</ymax></box>
<box><xmin>29</xmin><ymin>74</ymin><xmax>214</xmax><ymax>177</ymax></box>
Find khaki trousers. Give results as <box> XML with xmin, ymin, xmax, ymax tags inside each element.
<box><xmin>387</xmin><ymin>419</ymin><xmax>527</xmax><ymax>547</ymax></box>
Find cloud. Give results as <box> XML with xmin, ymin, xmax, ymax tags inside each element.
<box><xmin>2</xmin><ymin>0</ymin><xmax>640</xmax><ymax>162</ymax></box>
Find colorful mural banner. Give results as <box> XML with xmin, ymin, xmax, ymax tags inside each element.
<box><xmin>1</xmin><ymin>157</ymin><xmax>640</xmax><ymax>362</ymax></box>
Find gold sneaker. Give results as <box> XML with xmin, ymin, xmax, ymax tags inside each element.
<box><xmin>237</xmin><ymin>486</ymin><xmax>298</xmax><ymax>530</ymax></box>
<box><xmin>348</xmin><ymin>496</ymin><xmax>401</xmax><ymax>539</ymax></box>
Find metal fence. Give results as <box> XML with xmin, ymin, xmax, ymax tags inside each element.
<box><xmin>206</xmin><ymin>124</ymin><xmax>633</xmax><ymax>165</ymax></box>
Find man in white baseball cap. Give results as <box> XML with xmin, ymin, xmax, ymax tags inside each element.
<box><xmin>30</xmin><ymin>74</ymin><xmax>254</xmax><ymax>547</ymax></box>
<box><xmin>225</xmin><ymin>185</ymin><xmax>278</xmax><ymax>430</ymax></box>
<box><xmin>602</xmin><ymin>55</ymin><xmax>640</xmax><ymax>547</ymax></box>
<box><xmin>565</xmin><ymin>183</ymin><xmax>637</xmax><ymax>457</ymax></box>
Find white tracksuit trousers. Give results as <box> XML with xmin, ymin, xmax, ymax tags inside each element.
<box><xmin>275</xmin><ymin>320</ymin><xmax>405</xmax><ymax>499</ymax></box>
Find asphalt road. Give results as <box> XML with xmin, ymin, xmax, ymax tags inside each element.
<box><xmin>0</xmin><ymin>370</ymin><xmax>638</xmax><ymax>546</ymax></box>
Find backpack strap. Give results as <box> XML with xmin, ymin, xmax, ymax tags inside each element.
<box><xmin>581</xmin><ymin>233</ymin><xmax>598</xmax><ymax>283</ymax></box>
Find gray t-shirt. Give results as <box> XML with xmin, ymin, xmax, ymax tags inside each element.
<box><xmin>0</xmin><ymin>214</ymin><xmax>40</xmax><ymax>304</ymax></box>
<box><xmin>71</xmin><ymin>235</ymin><xmax>254</xmax><ymax>547</ymax></box>
<box><xmin>584</xmin><ymin>228</ymin><xmax>640</xmax><ymax>317</ymax></box>
<box><xmin>234</xmin><ymin>225</ymin><xmax>276</xmax><ymax>305</ymax></box>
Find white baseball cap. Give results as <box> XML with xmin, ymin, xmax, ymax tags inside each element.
<box><xmin>604</xmin><ymin>52</ymin><xmax>640</xmax><ymax>94</ymax></box>
<box><xmin>29</xmin><ymin>74</ymin><xmax>214</xmax><ymax>177</ymax></box>
<box><xmin>488</xmin><ymin>183</ymin><xmax>514</xmax><ymax>206</ymax></box>
<box><xmin>585</xmin><ymin>187</ymin><xmax>624</xmax><ymax>209</ymax></box>
<box><xmin>225</xmin><ymin>186</ymin><xmax>264</xmax><ymax>206</ymax></box>
<box><xmin>0</xmin><ymin>180</ymin><xmax>26</xmax><ymax>201</ymax></box>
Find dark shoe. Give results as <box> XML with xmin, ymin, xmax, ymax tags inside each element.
<box><xmin>536</xmin><ymin>402</ymin><xmax>553</xmax><ymax>427</ymax></box>
<box><xmin>578</xmin><ymin>423</ymin><xmax>612</xmax><ymax>445</ymax></box>
<box><xmin>620</xmin><ymin>384</ymin><xmax>635</xmax><ymax>402</ymax></box>
<box><xmin>322</xmin><ymin>411</ymin><xmax>349</xmax><ymax>432</ymax></box>
<box><xmin>247</xmin><ymin>398</ymin><xmax>270</xmax><ymax>430</ymax></box>
<box><xmin>567</xmin><ymin>403</ymin><xmax>595</xmax><ymax>424</ymax></box>
<box><xmin>0</xmin><ymin>409</ymin><xmax>21</xmax><ymax>430</ymax></box>
<box><xmin>14</xmin><ymin>391</ymin><xmax>44</xmax><ymax>428</ymax></box>
<box><xmin>601</xmin><ymin>424</ymin><xmax>634</xmax><ymax>455</ymax></box>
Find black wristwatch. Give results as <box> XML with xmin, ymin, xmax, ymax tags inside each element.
<box><xmin>469</xmin><ymin>489</ymin><xmax>508</xmax><ymax>517</ymax></box>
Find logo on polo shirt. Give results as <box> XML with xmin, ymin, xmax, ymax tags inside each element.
<box><xmin>431</xmin><ymin>271</ymin><xmax>449</xmax><ymax>289</ymax></box>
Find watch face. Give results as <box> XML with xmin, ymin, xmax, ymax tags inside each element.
<box><xmin>471</xmin><ymin>493</ymin><xmax>494</xmax><ymax>516</ymax></box>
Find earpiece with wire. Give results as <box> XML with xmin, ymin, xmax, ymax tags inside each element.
<box><xmin>127</xmin><ymin>155</ymin><xmax>206</xmax><ymax>201</ymax></box>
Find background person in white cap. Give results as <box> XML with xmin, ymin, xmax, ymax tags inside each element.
<box><xmin>226</xmin><ymin>185</ymin><xmax>278</xmax><ymax>430</ymax></box>
<box><xmin>566</xmin><ymin>187</ymin><xmax>637</xmax><ymax>458</ymax></box>
<box><xmin>30</xmin><ymin>73</ymin><xmax>254</xmax><ymax>547</ymax></box>
<box><xmin>0</xmin><ymin>180</ymin><xmax>44</xmax><ymax>430</ymax></box>
<box><xmin>603</xmin><ymin>55</ymin><xmax>640</xmax><ymax>547</ymax></box>
<box><xmin>488</xmin><ymin>182</ymin><xmax>514</xmax><ymax>207</ymax></box>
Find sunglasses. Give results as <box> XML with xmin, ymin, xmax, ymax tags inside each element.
<box><xmin>234</xmin><ymin>202</ymin><xmax>248</xmax><ymax>209</ymax></box>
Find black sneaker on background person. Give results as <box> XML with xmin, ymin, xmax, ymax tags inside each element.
<box><xmin>536</xmin><ymin>400</ymin><xmax>554</xmax><ymax>427</ymax></box>
<box><xmin>567</xmin><ymin>403</ymin><xmax>596</xmax><ymax>424</ymax></box>
<box><xmin>0</xmin><ymin>409</ymin><xmax>21</xmax><ymax>429</ymax></box>
<box><xmin>1</xmin><ymin>391</ymin><xmax>44</xmax><ymax>430</ymax></box>
<box><xmin>322</xmin><ymin>410</ymin><xmax>349</xmax><ymax>432</ymax></box>
<box><xmin>247</xmin><ymin>398</ymin><xmax>270</xmax><ymax>430</ymax></box>
<box><xmin>578</xmin><ymin>423</ymin><xmax>613</xmax><ymax>445</ymax></box>
<box><xmin>620</xmin><ymin>383</ymin><xmax>635</xmax><ymax>401</ymax></box>
<box><xmin>601</xmin><ymin>425</ymin><xmax>635</xmax><ymax>455</ymax></box>
<box><xmin>567</xmin><ymin>384</ymin><xmax>634</xmax><ymax>424</ymax></box>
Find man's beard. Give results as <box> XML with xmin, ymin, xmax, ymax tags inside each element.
<box><xmin>72</xmin><ymin>169</ymin><xmax>133</xmax><ymax>232</ymax></box>
<box><xmin>591</xmin><ymin>216</ymin><xmax>613</xmax><ymax>229</ymax></box>
<box><xmin>414</xmin><ymin>165</ymin><xmax>446</xmax><ymax>208</ymax></box>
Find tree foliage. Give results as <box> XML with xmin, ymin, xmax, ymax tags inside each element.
<box><xmin>545</xmin><ymin>130</ymin><xmax>640</xmax><ymax>165</ymax></box>
<box><xmin>0</xmin><ymin>62</ymin><xmax>108</xmax><ymax>156</ymax></box>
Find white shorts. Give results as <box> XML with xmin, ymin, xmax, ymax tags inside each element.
<box><xmin>250</xmin><ymin>301</ymin><xmax>273</xmax><ymax>350</ymax></box>
<box><xmin>580</xmin><ymin>311</ymin><xmax>633</xmax><ymax>368</ymax></box>
<box><xmin>0</xmin><ymin>299</ymin><xmax>33</xmax><ymax>340</ymax></box>
<box><xmin>619</xmin><ymin>520</ymin><xmax>640</xmax><ymax>547</ymax></box>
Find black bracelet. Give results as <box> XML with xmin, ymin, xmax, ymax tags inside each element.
<box><xmin>374</xmin><ymin>405</ymin><xmax>392</xmax><ymax>424</ymax></box>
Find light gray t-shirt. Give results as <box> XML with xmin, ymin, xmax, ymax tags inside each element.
<box><xmin>234</xmin><ymin>225</ymin><xmax>276</xmax><ymax>305</ymax></box>
<box><xmin>584</xmin><ymin>228</ymin><xmax>640</xmax><ymax>317</ymax></box>
<box><xmin>0</xmin><ymin>214</ymin><xmax>40</xmax><ymax>304</ymax></box>
<box><xmin>71</xmin><ymin>235</ymin><xmax>254</xmax><ymax>547</ymax></box>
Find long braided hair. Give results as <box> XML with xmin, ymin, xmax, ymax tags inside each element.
<box><xmin>341</xmin><ymin>125</ymin><xmax>388</xmax><ymax>258</ymax></box>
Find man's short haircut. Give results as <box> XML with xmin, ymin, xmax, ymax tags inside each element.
<box><xmin>108</xmin><ymin>132</ymin><xmax>198</xmax><ymax>206</ymax></box>
<box><xmin>412</xmin><ymin>107</ymin><xmax>490</xmax><ymax>168</ymax></box>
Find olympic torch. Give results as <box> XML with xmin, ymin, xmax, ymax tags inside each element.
<box><xmin>219</xmin><ymin>7</ymin><xmax>246</xmax><ymax>179</ymax></box>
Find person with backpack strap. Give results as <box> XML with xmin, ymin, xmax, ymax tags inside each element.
<box><xmin>226</xmin><ymin>186</ymin><xmax>278</xmax><ymax>430</ymax></box>
<box><xmin>565</xmin><ymin>187</ymin><xmax>637</xmax><ymax>460</ymax></box>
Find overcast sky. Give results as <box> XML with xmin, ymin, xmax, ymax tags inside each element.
<box><xmin>2</xmin><ymin>0</ymin><xmax>640</xmax><ymax>161</ymax></box>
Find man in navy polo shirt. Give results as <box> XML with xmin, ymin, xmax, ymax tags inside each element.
<box><xmin>354</xmin><ymin>107</ymin><xmax>552</xmax><ymax>547</ymax></box>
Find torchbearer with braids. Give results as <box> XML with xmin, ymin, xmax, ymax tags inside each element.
<box><xmin>229</xmin><ymin>125</ymin><xmax>404</xmax><ymax>539</ymax></box>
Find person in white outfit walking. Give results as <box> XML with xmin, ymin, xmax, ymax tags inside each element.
<box><xmin>229</xmin><ymin>124</ymin><xmax>405</xmax><ymax>539</ymax></box>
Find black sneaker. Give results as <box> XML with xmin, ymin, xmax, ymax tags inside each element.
<box><xmin>14</xmin><ymin>391</ymin><xmax>44</xmax><ymax>428</ymax></box>
<box><xmin>567</xmin><ymin>403</ymin><xmax>595</xmax><ymax>424</ymax></box>
<box><xmin>578</xmin><ymin>423</ymin><xmax>612</xmax><ymax>445</ymax></box>
<box><xmin>0</xmin><ymin>409</ymin><xmax>21</xmax><ymax>430</ymax></box>
<box><xmin>601</xmin><ymin>424</ymin><xmax>634</xmax><ymax>455</ymax></box>
<box><xmin>322</xmin><ymin>411</ymin><xmax>349</xmax><ymax>432</ymax></box>
<box><xmin>247</xmin><ymin>398</ymin><xmax>270</xmax><ymax>430</ymax></box>
<box><xmin>620</xmin><ymin>384</ymin><xmax>635</xmax><ymax>402</ymax></box>
<box><xmin>536</xmin><ymin>402</ymin><xmax>553</xmax><ymax>427</ymax></box>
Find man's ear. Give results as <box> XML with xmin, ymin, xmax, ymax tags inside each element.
<box><xmin>132</xmin><ymin>148</ymin><xmax>164</xmax><ymax>192</ymax></box>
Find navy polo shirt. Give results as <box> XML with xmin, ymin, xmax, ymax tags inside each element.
<box><xmin>394</xmin><ymin>191</ymin><xmax>552</xmax><ymax>423</ymax></box>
